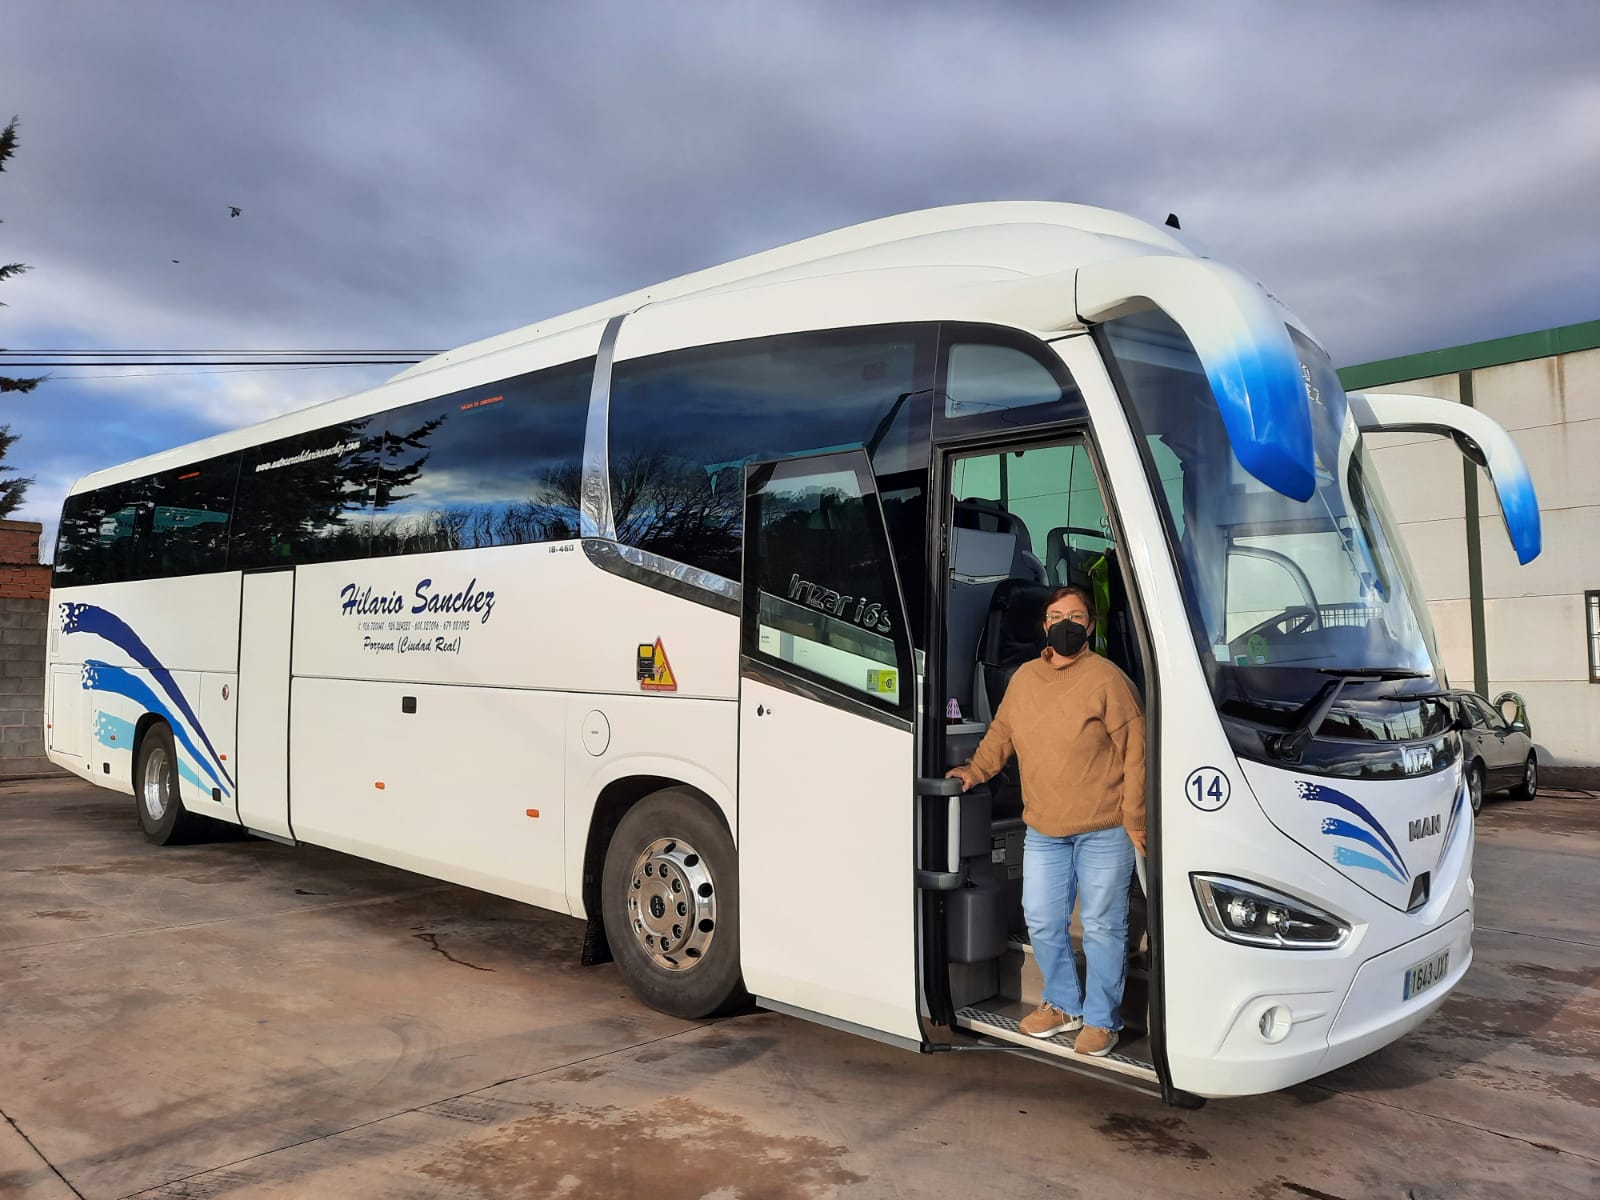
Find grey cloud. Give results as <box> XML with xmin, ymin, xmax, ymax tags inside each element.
<box><xmin>1</xmin><ymin>0</ymin><xmax>1596</xmax><ymax>542</ymax></box>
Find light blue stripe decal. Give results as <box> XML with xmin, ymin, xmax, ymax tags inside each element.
<box><xmin>175</xmin><ymin>757</ymin><xmax>211</xmax><ymax>794</ymax></box>
<box><xmin>93</xmin><ymin>711</ymin><xmax>138</xmax><ymax>750</ymax></box>
<box><xmin>81</xmin><ymin>661</ymin><xmax>231</xmax><ymax>797</ymax></box>
<box><xmin>60</xmin><ymin>603</ymin><xmax>235</xmax><ymax>789</ymax></box>
<box><xmin>1297</xmin><ymin>780</ymin><xmax>1406</xmax><ymax>872</ymax></box>
<box><xmin>1333</xmin><ymin>846</ymin><xmax>1406</xmax><ymax>883</ymax></box>
<box><xmin>97</xmin><ymin>706</ymin><xmax>212</xmax><ymax>799</ymax></box>
<box><xmin>1299</xmin><ymin>780</ymin><xmax>1409</xmax><ymax>883</ymax></box>
<box><xmin>1319</xmin><ymin>816</ymin><xmax>1407</xmax><ymax>879</ymax></box>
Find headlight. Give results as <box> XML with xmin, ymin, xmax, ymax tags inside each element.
<box><xmin>1192</xmin><ymin>874</ymin><xmax>1350</xmax><ymax>950</ymax></box>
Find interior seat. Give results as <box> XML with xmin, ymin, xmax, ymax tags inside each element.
<box><xmin>971</xmin><ymin>579</ymin><xmax>1050</xmax><ymax>819</ymax></box>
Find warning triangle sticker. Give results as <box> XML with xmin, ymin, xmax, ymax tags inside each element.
<box><xmin>640</xmin><ymin>638</ymin><xmax>677</xmax><ymax>692</ymax></box>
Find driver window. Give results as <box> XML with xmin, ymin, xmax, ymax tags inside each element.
<box><xmin>946</xmin><ymin>343</ymin><xmax>1064</xmax><ymax>419</ymax></box>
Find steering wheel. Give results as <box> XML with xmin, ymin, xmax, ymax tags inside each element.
<box><xmin>1236</xmin><ymin>605</ymin><xmax>1319</xmax><ymax>643</ymax></box>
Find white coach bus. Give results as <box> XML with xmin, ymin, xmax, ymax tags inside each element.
<box><xmin>45</xmin><ymin>203</ymin><xmax>1541</xmax><ymax>1103</ymax></box>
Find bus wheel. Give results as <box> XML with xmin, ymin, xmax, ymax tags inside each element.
<box><xmin>136</xmin><ymin>724</ymin><xmax>201</xmax><ymax>845</ymax></box>
<box><xmin>601</xmin><ymin>788</ymin><xmax>747</xmax><ymax>1020</ymax></box>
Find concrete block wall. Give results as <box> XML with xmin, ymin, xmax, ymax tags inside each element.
<box><xmin>0</xmin><ymin>520</ymin><xmax>59</xmax><ymax>778</ymax></box>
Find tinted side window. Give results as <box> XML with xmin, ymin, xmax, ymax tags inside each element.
<box><xmin>608</xmin><ymin>327</ymin><xmax>932</xmax><ymax>583</ymax></box>
<box><xmin>946</xmin><ymin>343</ymin><xmax>1065</xmax><ymax>417</ymax></box>
<box><xmin>371</xmin><ymin>359</ymin><xmax>592</xmax><ymax>556</ymax></box>
<box><xmin>127</xmin><ymin>455</ymin><xmax>239</xmax><ymax>580</ymax></box>
<box><xmin>936</xmin><ymin>327</ymin><xmax>1084</xmax><ymax>436</ymax></box>
<box><xmin>53</xmin><ymin>486</ymin><xmax>135</xmax><ymax>587</ymax></box>
<box><xmin>230</xmin><ymin>420</ymin><xmax>379</xmax><ymax>568</ymax></box>
<box><xmin>744</xmin><ymin>454</ymin><xmax>913</xmax><ymax>717</ymax></box>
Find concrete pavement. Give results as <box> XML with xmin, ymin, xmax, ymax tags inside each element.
<box><xmin>1</xmin><ymin>776</ymin><xmax>1595</xmax><ymax>1199</ymax></box>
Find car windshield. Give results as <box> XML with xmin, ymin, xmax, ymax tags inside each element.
<box><xmin>1100</xmin><ymin>308</ymin><xmax>1446</xmax><ymax>725</ymax></box>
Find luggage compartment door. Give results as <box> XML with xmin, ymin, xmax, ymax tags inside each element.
<box><xmin>236</xmin><ymin>569</ymin><xmax>294</xmax><ymax>838</ymax></box>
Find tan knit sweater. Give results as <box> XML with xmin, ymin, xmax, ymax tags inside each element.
<box><xmin>965</xmin><ymin>650</ymin><xmax>1146</xmax><ymax>839</ymax></box>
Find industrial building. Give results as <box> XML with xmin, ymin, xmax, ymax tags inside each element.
<box><xmin>1344</xmin><ymin>321</ymin><xmax>1599</xmax><ymax>768</ymax></box>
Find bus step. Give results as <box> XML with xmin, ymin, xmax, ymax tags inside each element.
<box><xmin>1001</xmin><ymin>935</ymin><xmax>1149</xmax><ymax>998</ymax></box>
<box><xmin>955</xmin><ymin>1003</ymin><xmax>1157</xmax><ymax>1083</ymax></box>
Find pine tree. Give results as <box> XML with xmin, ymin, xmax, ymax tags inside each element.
<box><xmin>0</xmin><ymin>116</ymin><xmax>38</xmax><ymax>516</ymax></box>
<box><xmin>0</xmin><ymin>423</ymin><xmax>31</xmax><ymax>516</ymax></box>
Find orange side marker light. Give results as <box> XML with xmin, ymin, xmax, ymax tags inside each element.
<box><xmin>526</xmin><ymin>808</ymin><xmax>540</xmax><ymax>819</ymax></box>
<box><xmin>374</xmin><ymin>781</ymin><xmax>386</xmax><ymax>790</ymax></box>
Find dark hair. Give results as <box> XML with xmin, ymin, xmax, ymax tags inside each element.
<box><xmin>1042</xmin><ymin>584</ymin><xmax>1095</xmax><ymax>624</ymax></box>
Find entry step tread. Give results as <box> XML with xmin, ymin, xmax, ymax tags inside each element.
<box><xmin>956</xmin><ymin>1003</ymin><xmax>1156</xmax><ymax>1082</ymax></box>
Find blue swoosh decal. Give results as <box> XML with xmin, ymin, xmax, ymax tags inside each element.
<box><xmin>1298</xmin><ymin>781</ymin><xmax>1406</xmax><ymax>873</ymax></box>
<box><xmin>1320</xmin><ymin>816</ymin><xmax>1407</xmax><ymax>879</ymax></box>
<box><xmin>83</xmin><ymin>661</ymin><xmax>230</xmax><ymax>797</ymax></box>
<box><xmin>62</xmin><ymin>603</ymin><xmax>234</xmax><ymax>790</ymax></box>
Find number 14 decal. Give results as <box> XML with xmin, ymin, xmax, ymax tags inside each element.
<box><xmin>1185</xmin><ymin>766</ymin><xmax>1231</xmax><ymax>812</ymax></box>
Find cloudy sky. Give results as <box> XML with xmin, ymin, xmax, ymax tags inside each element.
<box><xmin>3</xmin><ymin>0</ymin><xmax>1597</xmax><ymax>554</ymax></box>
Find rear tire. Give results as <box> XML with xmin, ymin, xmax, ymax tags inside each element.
<box><xmin>1467</xmin><ymin>762</ymin><xmax>1486</xmax><ymax>816</ymax></box>
<box><xmin>1509</xmin><ymin>753</ymin><xmax>1538</xmax><ymax>801</ymax></box>
<box><xmin>135</xmin><ymin>724</ymin><xmax>203</xmax><ymax>845</ymax></box>
<box><xmin>601</xmin><ymin>787</ymin><xmax>747</xmax><ymax>1019</ymax></box>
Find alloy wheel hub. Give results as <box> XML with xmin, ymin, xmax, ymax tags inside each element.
<box><xmin>626</xmin><ymin>837</ymin><xmax>717</xmax><ymax>972</ymax></box>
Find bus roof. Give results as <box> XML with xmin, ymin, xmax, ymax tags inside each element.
<box><xmin>72</xmin><ymin>202</ymin><xmax>1191</xmax><ymax>494</ymax></box>
<box><xmin>388</xmin><ymin>201</ymin><xmax>1190</xmax><ymax>383</ymax></box>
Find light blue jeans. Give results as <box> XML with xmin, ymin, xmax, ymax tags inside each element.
<box><xmin>1023</xmin><ymin>825</ymin><xmax>1135</xmax><ymax>1030</ymax></box>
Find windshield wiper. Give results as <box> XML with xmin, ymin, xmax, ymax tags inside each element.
<box><xmin>1266</xmin><ymin>668</ymin><xmax>1430</xmax><ymax>759</ymax></box>
<box><xmin>1319</xmin><ymin>667</ymin><xmax>1428</xmax><ymax>681</ymax></box>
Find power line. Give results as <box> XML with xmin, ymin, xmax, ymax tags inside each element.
<box><xmin>40</xmin><ymin>364</ymin><xmax>399</xmax><ymax>380</ymax></box>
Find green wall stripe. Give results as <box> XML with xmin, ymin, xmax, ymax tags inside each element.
<box><xmin>1459</xmin><ymin>371</ymin><xmax>1488</xmax><ymax>699</ymax></box>
<box><xmin>1338</xmin><ymin>319</ymin><xmax>1600</xmax><ymax>390</ymax></box>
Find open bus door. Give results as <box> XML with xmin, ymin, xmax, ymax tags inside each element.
<box><xmin>737</xmin><ymin>451</ymin><xmax>927</xmax><ymax>1046</ymax></box>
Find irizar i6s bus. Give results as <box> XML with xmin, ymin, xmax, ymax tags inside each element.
<box><xmin>45</xmin><ymin>202</ymin><xmax>1541</xmax><ymax>1103</ymax></box>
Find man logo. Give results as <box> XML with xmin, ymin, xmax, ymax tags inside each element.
<box><xmin>1402</xmin><ymin>745</ymin><xmax>1434</xmax><ymax>775</ymax></box>
<box><xmin>1409</xmin><ymin>814</ymin><xmax>1442</xmax><ymax>841</ymax></box>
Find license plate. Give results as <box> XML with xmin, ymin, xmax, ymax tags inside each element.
<box><xmin>1403</xmin><ymin>948</ymin><xmax>1450</xmax><ymax>1000</ymax></box>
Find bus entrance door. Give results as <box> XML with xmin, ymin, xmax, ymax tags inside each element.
<box><xmin>235</xmin><ymin>568</ymin><xmax>294</xmax><ymax>839</ymax></box>
<box><xmin>737</xmin><ymin>452</ymin><xmax>925</xmax><ymax>1047</ymax></box>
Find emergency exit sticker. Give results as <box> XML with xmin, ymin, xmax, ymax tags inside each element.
<box><xmin>638</xmin><ymin>639</ymin><xmax>678</xmax><ymax>692</ymax></box>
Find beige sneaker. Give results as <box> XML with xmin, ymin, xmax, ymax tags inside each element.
<box><xmin>1019</xmin><ymin>1002</ymin><xmax>1083</xmax><ymax>1039</ymax></box>
<box><xmin>1074</xmin><ymin>1025</ymin><xmax>1118</xmax><ymax>1056</ymax></box>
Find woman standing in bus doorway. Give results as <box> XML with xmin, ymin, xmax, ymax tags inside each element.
<box><xmin>946</xmin><ymin>584</ymin><xmax>1146</xmax><ymax>1057</ymax></box>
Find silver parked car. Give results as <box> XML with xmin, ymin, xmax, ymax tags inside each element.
<box><xmin>1450</xmin><ymin>690</ymin><xmax>1537</xmax><ymax>813</ymax></box>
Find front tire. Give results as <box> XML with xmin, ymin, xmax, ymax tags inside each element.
<box><xmin>136</xmin><ymin>724</ymin><xmax>203</xmax><ymax>845</ymax></box>
<box><xmin>601</xmin><ymin>788</ymin><xmax>747</xmax><ymax>1019</ymax></box>
<box><xmin>1509</xmin><ymin>753</ymin><xmax>1538</xmax><ymax>801</ymax></box>
<box><xmin>1467</xmin><ymin>762</ymin><xmax>1486</xmax><ymax>816</ymax></box>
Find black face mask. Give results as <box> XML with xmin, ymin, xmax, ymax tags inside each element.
<box><xmin>1047</xmin><ymin>619</ymin><xmax>1089</xmax><ymax>657</ymax></box>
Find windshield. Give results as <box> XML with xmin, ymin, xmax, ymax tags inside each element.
<box><xmin>1101</xmin><ymin>309</ymin><xmax>1447</xmax><ymax>733</ymax></box>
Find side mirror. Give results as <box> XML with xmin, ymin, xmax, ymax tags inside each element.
<box><xmin>1511</xmin><ymin>721</ymin><xmax>1527</xmax><ymax>734</ymax></box>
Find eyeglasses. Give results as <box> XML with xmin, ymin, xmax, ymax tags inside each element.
<box><xmin>1044</xmin><ymin>611</ymin><xmax>1090</xmax><ymax>626</ymax></box>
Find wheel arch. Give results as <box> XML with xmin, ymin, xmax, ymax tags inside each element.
<box><xmin>580</xmin><ymin>774</ymin><xmax>730</xmax><ymax>926</ymax></box>
<box><xmin>131</xmin><ymin>711</ymin><xmax>169</xmax><ymax>790</ymax></box>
